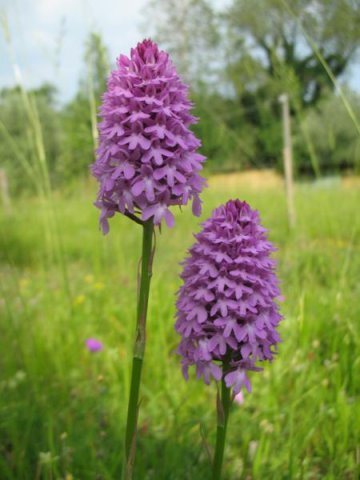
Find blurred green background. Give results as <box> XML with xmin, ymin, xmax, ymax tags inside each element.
<box><xmin>0</xmin><ymin>0</ymin><xmax>360</xmax><ymax>479</ymax></box>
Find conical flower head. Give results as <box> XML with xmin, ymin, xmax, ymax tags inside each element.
<box><xmin>175</xmin><ymin>200</ymin><xmax>283</xmax><ymax>394</ymax></box>
<box><xmin>91</xmin><ymin>39</ymin><xmax>206</xmax><ymax>234</ymax></box>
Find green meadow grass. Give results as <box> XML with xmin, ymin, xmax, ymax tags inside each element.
<box><xmin>0</xmin><ymin>177</ymin><xmax>359</xmax><ymax>479</ymax></box>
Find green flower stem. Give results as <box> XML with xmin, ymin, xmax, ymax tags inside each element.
<box><xmin>212</xmin><ymin>365</ymin><xmax>232</xmax><ymax>480</ymax></box>
<box><xmin>123</xmin><ymin>219</ymin><xmax>154</xmax><ymax>480</ymax></box>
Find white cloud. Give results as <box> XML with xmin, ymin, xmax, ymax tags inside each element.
<box><xmin>35</xmin><ymin>0</ymin><xmax>82</xmax><ymax>20</ymax></box>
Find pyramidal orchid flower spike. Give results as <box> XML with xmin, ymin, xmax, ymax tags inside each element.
<box><xmin>91</xmin><ymin>39</ymin><xmax>206</xmax><ymax>234</ymax></box>
<box><xmin>91</xmin><ymin>40</ymin><xmax>206</xmax><ymax>480</ymax></box>
<box><xmin>175</xmin><ymin>199</ymin><xmax>283</xmax><ymax>480</ymax></box>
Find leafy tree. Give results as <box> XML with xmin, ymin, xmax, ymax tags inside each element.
<box><xmin>0</xmin><ymin>84</ymin><xmax>62</xmax><ymax>194</ymax></box>
<box><xmin>294</xmin><ymin>89</ymin><xmax>360</xmax><ymax>174</ymax></box>
<box><xmin>143</xmin><ymin>0</ymin><xmax>250</xmax><ymax>170</ymax></box>
<box><xmin>191</xmin><ymin>91</ymin><xmax>257</xmax><ymax>172</ymax></box>
<box><xmin>143</xmin><ymin>0</ymin><xmax>219</xmax><ymax>85</ymax></box>
<box><xmin>83</xmin><ymin>31</ymin><xmax>110</xmax><ymax>99</ymax></box>
<box><xmin>58</xmin><ymin>32</ymin><xmax>110</xmax><ymax>180</ymax></box>
<box><xmin>221</xmin><ymin>0</ymin><xmax>360</xmax><ymax>170</ymax></box>
<box><xmin>225</xmin><ymin>0</ymin><xmax>360</xmax><ymax>106</ymax></box>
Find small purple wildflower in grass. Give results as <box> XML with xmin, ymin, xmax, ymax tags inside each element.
<box><xmin>85</xmin><ymin>338</ymin><xmax>103</xmax><ymax>353</ymax></box>
<box><xmin>175</xmin><ymin>199</ymin><xmax>283</xmax><ymax>395</ymax></box>
<box><xmin>92</xmin><ymin>39</ymin><xmax>206</xmax><ymax>234</ymax></box>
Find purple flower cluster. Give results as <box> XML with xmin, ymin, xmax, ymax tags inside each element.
<box><xmin>92</xmin><ymin>39</ymin><xmax>206</xmax><ymax>234</ymax></box>
<box><xmin>175</xmin><ymin>200</ymin><xmax>283</xmax><ymax>394</ymax></box>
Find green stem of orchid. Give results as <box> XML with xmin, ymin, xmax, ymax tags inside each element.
<box><xmin>122</xmin><ymin>219</ymin><xmax>154</xmax><ymax>480</ymax></box>
<box><xmin>212</xmin><ymin>364</ymin><xmax>232</xmax><ymax>480</ymax></box>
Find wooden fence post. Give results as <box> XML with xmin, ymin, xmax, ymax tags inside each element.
<box><xmin>279</xmin><ymin>93</ymin><xmax>296</xmax><ymax>229</ymax></box>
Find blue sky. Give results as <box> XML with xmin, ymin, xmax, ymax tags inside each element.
<box><xmin>0</xmin><ymin>0</ymin><xmax>359</xmax><ymax>104</ymax></box>
<box><xmin>0</xmin><ymin>0</ymin><xmax>153</xmax><ymax>102</ymax></box>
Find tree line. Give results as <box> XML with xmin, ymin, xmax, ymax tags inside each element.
<box><xmin>1</xmin><ymin>0</ymin><xmax>360</xmax><ymax>195</ymax></box>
